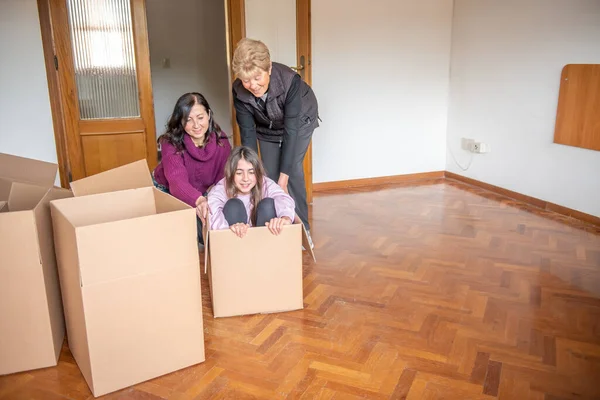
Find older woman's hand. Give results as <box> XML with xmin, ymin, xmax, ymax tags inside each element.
<box><xmin>278</xmin><ymin>173</ymin><xmax>290</xmax><ymax>194</ymax></box>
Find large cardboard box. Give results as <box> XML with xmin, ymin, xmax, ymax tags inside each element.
<box><xmin>203</xmin><ymin>216</ymin><xmax>315</xmax><ymax>318</ymax></box>
<box><xmin>50</xmin><ymin>160</ymin><xmax>205</xmax><ymax>397</ymax></box>
<box><xmin>0</xmin><ymin>153</ymin><xmax>72</xmax><ymax>375</ymax></box>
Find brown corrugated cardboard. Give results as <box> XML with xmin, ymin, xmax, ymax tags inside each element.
<box><xmin>203</xmin><ymin>216</ymin><xmax>315</xmax><ymax>318</ymax></box>
<box><xmin>50</xmin><ymin>160</ymin><xmax>205</xmax><ymax>397</ymax></box>
<box><xmin>0</xmin><ymin>153</ymin><xmax>58</xmax><ymax>188</ymax></box>
<box><xmin>68</xmin><ymin>158</ymin><xmax>153</xmax><ymax>197</ymax></box>
<box><xmin>0</xmin><ymin>153</ymin><xmax>72</xmax><ymax>375</ymax></box>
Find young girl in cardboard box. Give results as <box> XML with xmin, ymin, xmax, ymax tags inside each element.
<box><xmin>207</xmin><ymin>146</ymin><xmax>297</xmax><ymax>238</ymax></box>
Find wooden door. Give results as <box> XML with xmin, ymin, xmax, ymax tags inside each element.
<box><xmin>226</xmin><ymin>0</ymin><xmax>314</xmax><ymax>203</ymax></box>
<box><xmin>40</xmin><ymin>0</ymin><xmax>157</xmax><ymax>184</ymax></box>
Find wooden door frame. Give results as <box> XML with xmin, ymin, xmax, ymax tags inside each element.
<box><xmin>225</xmin><ymin>0</ymin><xmax>245</xmax><ymax>149</ymax></box>
<box><xmin>226</xmin><ymin>0</ymin><xmax>314</xmax><ymax>203</ymax></box>
<box><xmin>37</xmin><ymin>0</ymin><xmax>70</xmax><ymax>187</ymax></box>
<box><xmin>296</xmin><ymin>0</ymin><xmax>313</xmax><ymax>204</ymax></box>
<box><xmin>37</xmin><ymin>0</ymin><xmax>157</xmax><ymax>187</ymax></box>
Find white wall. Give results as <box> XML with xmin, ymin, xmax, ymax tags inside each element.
<box><xmin>245</xmin><ymin>0</ymin><xmax>297</xmax><ymax>67</ymax></box>
<box><xmin>312</xmin><ymin>0</ymin><xmax>454</xmax><ymax>183</ymax></box>
<box><xmin>146</xmin><ymin>0</ymin><xmax>232</xmax><ymax>139</ymax></box>
<box><xmin>446</xmin><ymin>0</ymin><xmax>600</xmax><ymax>217</ymax></box>
<box><xmin>0</xmin><ymin>0</ymin><xmax>57</xmax><ymax>166</ymax></box>
<box><xmin>197</xmin><ymin>0</ymin><xmax>232</xmax><ymax>138</ymax></box>
<box><xmin>3</xmin><ymin>1</ymin><xmax>597</xmax><ymax>216</ymax></box>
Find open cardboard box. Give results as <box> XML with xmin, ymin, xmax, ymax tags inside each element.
<box><xmin>203</xmin><ymin>211</ymin><xmax>315</xmax><ymax>318</ymax></box>
<box><xmin>50</xmin><ymin>160</ymin><xmax>205</xmax><ymax>397</ymax></box>
<box><xmin>0</xmin><ymin>153</ymin><xmax>72</xmax><ymax>375</ymax></box>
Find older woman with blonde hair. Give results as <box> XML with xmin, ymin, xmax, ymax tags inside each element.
<box><xmin>231</xmin><ymin>38</ymin><xmax>319</xmax><ymax>247</ymax></box>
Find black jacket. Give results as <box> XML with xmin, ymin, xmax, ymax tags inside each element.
<box><xmin>232</xmin><ymin>62</ymin><xmax>319</xmax><ymax>175</ymax></box>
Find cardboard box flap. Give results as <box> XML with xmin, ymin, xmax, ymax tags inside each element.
<box><xmin>301</xmin><ymin>224</ymin><xmax>316</xmax><ymax>263</ymax></box>
<box><xmin>33</xmin><ymin>187</ymin><xmax>72</xmax><ymax>361</ymax></box>
<box><xmin>70</xmin><ymin>159</ymin><xmax>153</xmax><ymax>197</ymax></box>
<box><xmin>51</xmin><ymin>187</ymin><xmax>156</xmax><ymax>229</ymax></box>
<box><xmin>8</xmin><ymin>182</ymin><xmax>51</xmax><ymax>212</ymax></box>
<box><xmin>203</xmin><ymin>214</ymin><xmax>210</xmax><ymax>273</ymax></box>
<box><xmin>294</xmin><ymin>215</ymin><xmax>316</xmax><ymax>262</ymax></box>
<box><xmin>0</xmin><ymin>153</ymin><xmax>57</xmax><ymax>186</ymax></box>
<box><xmin>0</xmin><ymin>178</ymin><xmax>13</xmax><ymax>201</ymax></box>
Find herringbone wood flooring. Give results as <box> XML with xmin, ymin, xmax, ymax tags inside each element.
<box><xmin>2</xmin><ymin>180</ymin><xmax>600</xmax><ymax>399</ymax></box>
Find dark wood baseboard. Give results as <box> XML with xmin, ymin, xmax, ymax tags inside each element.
<box><xmin>313</xmin><ymin>171</ymin><xmax>445</xmax><ymax>192</ymax></box>
<box><xmin>312</xmin><ymin>170</ymin><xmax>599</xmax><ymax>227</ymax></box>
<box><xmin>445</xmin><ymin>171</ymin><xmax>600</xmax><ymax>227</ymax></box>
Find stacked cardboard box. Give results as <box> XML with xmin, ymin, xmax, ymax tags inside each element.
<box><xmin>0</xmin><ymin>153</ymin><xmax>71</xmax><ymax>375</ymax></box>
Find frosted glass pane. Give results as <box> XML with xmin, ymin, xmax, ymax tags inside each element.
<box><xmin>67</xmin><ymin>0</ymin><xmax>140</xmax><ymax>119</ymax></box>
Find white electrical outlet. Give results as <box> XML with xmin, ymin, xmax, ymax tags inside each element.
<box><xmin>470</xmin><ymin>142</ymin><xmax>490</xmax><ymax>154</ymax></box>
<box><xmin>461</xmin><ymin>138</ymin><xmax>490</xmax><ymax>154</ymax></box>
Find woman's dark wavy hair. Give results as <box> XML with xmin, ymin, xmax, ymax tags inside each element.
<box><xmin>157</xmin><ymin>92</ymin><xmax>225</xmax><ymax>151</ymax></box>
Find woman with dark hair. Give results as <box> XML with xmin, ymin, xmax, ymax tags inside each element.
<box><xmin>153</xmin><ymin>92</ymin><xmax>231</xmax><ymax>243</ymax></box>
<box><xmin>207</xmin><ymin>146</ymin><xmax>295</xmax><ymax>239</ymax></box>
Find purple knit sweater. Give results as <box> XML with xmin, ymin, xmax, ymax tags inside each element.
<box><xmin>154</xmin><ymin>133</ymin><xmax>231</xmax><ymax>207</ymax></box>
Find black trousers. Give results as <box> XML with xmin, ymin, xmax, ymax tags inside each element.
<box><xmin>224</xmin><ymin>197</ymin><xmax>277</xmax><ymax>227</ymax></box>
<box><xmin>258</xmin><ymin>126</ymin><xmax>314</xmax><ymax>231</ymax></box>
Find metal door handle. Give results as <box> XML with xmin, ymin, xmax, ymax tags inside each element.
<box><xmin>290</xmin><ymin>65</ymin><xmax>304</xmax><ymax>71</ymax></box>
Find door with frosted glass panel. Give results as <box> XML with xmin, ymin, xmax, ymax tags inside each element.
<box><xmin>50</xmin><ymin>0</ymin><xmax>156</xmax><ymax>180</ymax></box>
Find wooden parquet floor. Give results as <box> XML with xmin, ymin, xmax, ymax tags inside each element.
<box><xmin>2</xmin><ymin>179</ymin><xmax>600</xmax><ymax>399</ymax></box>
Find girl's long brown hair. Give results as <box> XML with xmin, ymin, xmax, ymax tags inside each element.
<box><xmin>224</xmin><ymin>146</ymin><xmax>266</xmax><ymax>225</ymax></box>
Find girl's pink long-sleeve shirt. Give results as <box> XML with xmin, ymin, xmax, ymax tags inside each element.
<box><xmin>207</xmin><ymin>177</ymin><xmax>296</xmax><ymax>230</ymax></box>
